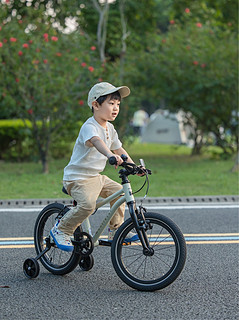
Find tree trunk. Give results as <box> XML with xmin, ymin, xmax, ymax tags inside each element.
<box><xmin>191</xmin><ymin>132</ymin><xmax>203</xmax><ymax>155</ymax></box>
<box><xmin>32</xmin><ymin>119</ymin><xmax>50</xmax><ymax>174</ymax></box>
<box><xmin>92</xmin><ymin>0</ymin><xmax>109</xmax><ymax>63</ymax></box>
<box><xmin>231</xmin><ymin>150</ymin><xmax>239</xmax><ymax>172</ymax></box>
<box><xmin>119</xmin><ymin>0</ymin><xmax>130</xmax><ymax>82</ymax></box>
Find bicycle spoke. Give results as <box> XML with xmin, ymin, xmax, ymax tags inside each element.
<box><xmin>152</xmin><ymin>251</ymin><xmax>174</xmax><ymax>268</ymax></box>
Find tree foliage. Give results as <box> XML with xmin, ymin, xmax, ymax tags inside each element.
<box><xmin>0</xmin><ymin>0</ymin><xmax>238</xmax><ymax>171</ymax></box>
<box><xmin>0</xmin><ymin>6</ymin><xmax>102</xmax><ymax>172</ymax></box>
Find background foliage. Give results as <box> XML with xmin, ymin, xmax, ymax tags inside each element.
<box><xmin>0</xmin><ymin>0</ymin><xmax>238</xmax><ymax>172</ymax></box>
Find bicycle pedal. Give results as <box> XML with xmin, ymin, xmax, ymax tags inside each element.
<box><xmin>123</xmin><ymin>241</ymin><xmax>131</xmax><ymax>246</ymax></box>
<box><xmin>98</xmin><ymin>239</ymin><xmax>112</xmax><ymax>247</ymax></box>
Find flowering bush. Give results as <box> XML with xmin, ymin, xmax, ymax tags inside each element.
<box><xmin>156</xmin><ymin>20</ymin><xmax>238</xmax><ymax>154</ymax></box>
<box><xmin>0</xmin><ymin>16</ymin><xmax>102</xmax><ymax>172</ymax></box>
<box><xmin>126</xmin><ymin>14</ymin><xmax>237</xmax><ymax>155</ymax></box>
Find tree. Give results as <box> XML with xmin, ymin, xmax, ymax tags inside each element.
<box><xmin>0</xmin><ymin>8</ymin><xmax>102</xmax><ymax>173</ymax></box>
<box><xmin>154</xmin><ymin>20</ymin><xmax>237</xmax><ymax>155</ymax></box>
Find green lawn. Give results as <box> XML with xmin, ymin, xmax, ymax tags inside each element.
<box><xmin>0</xmin><ymin>143</ymin><xmax>238</xmax><ymax>199</ymax></box>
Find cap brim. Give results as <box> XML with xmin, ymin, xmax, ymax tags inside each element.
<box><xmin>103</xmin><ymin>86</ymin><xmax>130</xmax><ymax>98</ymax></box>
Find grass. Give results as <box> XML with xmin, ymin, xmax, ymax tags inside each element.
<box><xmin>0</xmin><ymin>143</ymin><xmax>238</xmax><ymax>199</ymax></box>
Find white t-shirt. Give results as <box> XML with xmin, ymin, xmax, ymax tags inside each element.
<box><xmin>63</xmin><ymin>117</ymin><xmax>122</xmax><ymax>180</ymax></box>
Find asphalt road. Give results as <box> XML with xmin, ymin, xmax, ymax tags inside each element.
<box><xmin>0</xmin><ymin>202</ymin><xmax>238</xmax><ymax>320</ymax></box>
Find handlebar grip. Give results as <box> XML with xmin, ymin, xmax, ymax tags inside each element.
<box><xmin>109</xmin><ymin>156</ymin><xmax>117</xmax><ymax>165</ymax></box>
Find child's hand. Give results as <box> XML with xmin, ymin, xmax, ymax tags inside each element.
<box><xmin>136</xmin><ymin>165</ymin><xmax>146</xmax><ymax>176</ymax></box>
<box><xmin>113</xmin><ymin>154</ymin><xmax>123</xmax><ymax>168</ymax></box>
<box><xmin>107</xmin><ymin>154</ymin><xmax>123</xmax><ymax>168</ymax></box>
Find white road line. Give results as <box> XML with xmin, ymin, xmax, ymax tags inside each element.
<box><xmin>0</xmin><ymin>204</ymin><xmax>238</xmax><ymax>213</ymax></box>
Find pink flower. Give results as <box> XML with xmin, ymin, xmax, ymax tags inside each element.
<box><xmin>201</xmin><ymin>63</ymin><xmax>206</xmax><ymax>68</ymax></box>
<box><xmin>29</xmin><ymin>40</ymin><xmax>33</xmax><ymax>44</ymax></box>
<box><xmin>27</xmin><ymin>109</ymin><xmax>33</xmax><ymax>115</ymax></box>
<box><xmin>0</xmin><ymin>42</ymin><xmax>3</xmax><ymax>48</ymax></box>
<box><xmin>43</xmin><ymin>33</ymin><xmax>49</xmax><ymax>42</ymax></box>
<box><xmin>81</xmin><ymin>62</ymin><xmax>87</xmax><ymax>67</ymax></box>
<box><xmin>91</xmin><ymin>46</ymin><xmax>96</xmax><ymax>51</ymax></box>
<box><xmin>0</xmin><ymin>26</ymin><xmax>2</xmax><ymax>31</ymax></box>
<box><xmin>22</xmin><ymin>43</ymin><xmax>29</xmax><ymax>48</ymax></box>
<box><xmin>18</xmin><ymin>20</ymin><xmax>23</xmax><ymax>24</ymax></box>
<box><xmin>74</xmin><ymin>57</ymin><xmax>78</xmax><ymax>61</ymax></box>
<box><xmin>43</xmin><ymin>59</ymin><xmax>48</xmax><ymax>64</ymax></box>
<box><xmin>78</xmin><ymin>100</ymin><xmax>84</xmax><ymax>106</ymax></box>
<box><xmin>170</xmin><ymin>20</ymin><xmax>175</xmax><ymax>25</ymax></box>
<box><xmin>88</xmin><ymin>66</ymin><xmax>94</xmax><ymax>72</ymax></box>
<box><xmin>3</xmin><ymin>39</ymin><xmax>7</xmax><ymax>43</ymax></box>
<box><xmin>10</xmin><ymin>37</ymin><xmax>17</xmax><ymax>42</ymax></box>
<box><xmin>18</xmin><ymin>51</ymin><xmax>23</xmax><ymax>56</ymax></box>
<box><xmin>51</xmin><ymin>36</ymin><xmax>58</xmax><ymax>41</ymax></box>
<box><xmin>56</xmin><ymin>52</ymin><xmax>62</xmax><ymax>56</ymax></box>
<box><xmin>193</xmin><ymin>61</ymin><xmax>199</xmax><ymax>65</ymax></box>
<box><xmin>196</xmin><ymin>23</ymin><xmax>202</xmax><ymax>28</ymax></box>
<box><xmin>15</xmin><ymin>78</ymin><xmax>20</xmax><ymax>83</ymax></box>
<box><xmin>98</xmin><ymin>78</ymin><xmax>103</xmax><ymax>82</ymax></box>
<box><xmin>185</xmin><ymin>8</ymin><xmax>190</xmax><ymax>13</ymax></box>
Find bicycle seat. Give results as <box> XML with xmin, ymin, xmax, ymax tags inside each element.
<box><xmin>62</xmin><ymin>186</ymin><xmax>69</xmax><ymax>195</ymax></box>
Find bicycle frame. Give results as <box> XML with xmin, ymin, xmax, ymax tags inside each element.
<box><xmin>81</xmin><ymin>180</ymin><xmax>135</xmax><ymax>246</ymax></box>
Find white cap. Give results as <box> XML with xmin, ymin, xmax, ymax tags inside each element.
<box><xmin>87</xmin><ymin>82</ymin><xmax>130</xmax><ymax>108</ymax></box>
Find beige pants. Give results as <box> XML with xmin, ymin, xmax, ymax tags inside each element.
<box><xmin>58</xmin><ymin>175</ymin><xmax>125</xmax><ymax>235</ymax></box>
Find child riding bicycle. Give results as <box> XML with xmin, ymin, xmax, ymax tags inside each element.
<box><xmin>51</xmin><ymin>82</ymin><xmax>143</xmax><ymax>251</ymax></box>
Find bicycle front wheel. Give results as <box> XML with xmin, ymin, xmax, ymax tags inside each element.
<box><xmin>111</xmin><ymin>212</ymin><xmax>186</xmax><ymax>291</ymax></box>
<box><xmin>34</xmin><ymin>203</ymin><xmax>81</xmax><ymax>275</ymax></box>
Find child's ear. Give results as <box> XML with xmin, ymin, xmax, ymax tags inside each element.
<box><xmin>92</xmin><ymin>101</ymin><xmax>99</xmax><ymax>110</ymax></box>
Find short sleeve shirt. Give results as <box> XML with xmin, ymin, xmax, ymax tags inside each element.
<box><xmin>63</xmin><ymin>117</ymin><xmax>122</xmax><ymax>180</ymax></box>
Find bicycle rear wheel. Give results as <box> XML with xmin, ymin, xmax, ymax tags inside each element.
<box><xmin>111</xmin><ymin>212</ymin><xmax>186</xmax><ymax>291</ymax></box>
<box><xmin>34</xmin><ymin>203</ymin><xmax>81</xmax><ymax>275</ymax></box>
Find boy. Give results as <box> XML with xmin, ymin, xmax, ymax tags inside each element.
<box><xmin>51</xmin><ymin>82</ymin><xmax>139</xmax><ymax>251</ymax></box>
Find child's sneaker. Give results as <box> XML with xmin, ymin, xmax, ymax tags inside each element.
<box><xmin>108</xmin><ymin>228</ymin><xmax>139</xmax><ymax>242</ymax></box>
<box><xmin>50</xmin><ymin>221</ymin><xmax>73</xmax><ymax>252</ymax></box>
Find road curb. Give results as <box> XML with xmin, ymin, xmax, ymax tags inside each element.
<box><xmin>0</xmin><ymin>195</ymin><xmax>238</xmax><ymax>208</ymax></box>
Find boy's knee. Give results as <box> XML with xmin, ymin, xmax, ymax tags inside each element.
<box><xmin>76</xmin><ymin>201</ymin><xmax>95</xmax><ymax>213</ymax></box>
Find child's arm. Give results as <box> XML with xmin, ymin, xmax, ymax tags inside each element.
<box><xmin>89</xmin><ymin>136</ymin><xmax>123</xmax><ymax>165</ymax></box>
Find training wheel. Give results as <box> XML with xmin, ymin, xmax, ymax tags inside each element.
<box><xmin>23</xmin><ymin>258</ymin><xmax>40</xmax><ymax>279</ymax></box>
<box><xmin>79</xmin><ymin>254</ymin><xmax>94</xmax><ymax>271</ymax></box>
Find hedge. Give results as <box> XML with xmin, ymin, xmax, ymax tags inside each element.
<box><xmin>0</xmin><ymin>119</ymin><xmax>82</xmax><ymax>161</ymax></box>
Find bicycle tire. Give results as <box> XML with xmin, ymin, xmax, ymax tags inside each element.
<box><xmin>111</xmin><ymin>212</ymin><xmax>186</xmax><ymax>291</ymax></box>
<box><xmin>34</xmin><ymin>203</ymin><xmax>81</xmax><ymax>275</ymax></box>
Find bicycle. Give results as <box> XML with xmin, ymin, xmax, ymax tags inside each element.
<box><xmin>23</xmin><ymin>155</ymin><xmax>186</xmax><ymax>291</ymax></box>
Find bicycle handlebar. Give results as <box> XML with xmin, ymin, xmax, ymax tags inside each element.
<box><xmin>108</xmin><ymin>155</ymin><xmax>151</xmax><ymax>176</ymax></box>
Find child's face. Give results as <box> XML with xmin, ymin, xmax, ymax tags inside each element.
<box><xmin>95</xmin><ymin>96</ymin><xmax>120</xmax><ymax>122</ymax></box>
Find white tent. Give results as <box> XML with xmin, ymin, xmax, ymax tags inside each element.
<box><xmin>141</xmin><ymin>110</ymin><xmax>193</xmax><ymax>145</ymax></box>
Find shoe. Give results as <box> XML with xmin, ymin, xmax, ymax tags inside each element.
<box><xmin>125</xmin><ymin>231</ymin><xmax>139</xmax><ymax>242</ymax></box>
<box><xmin>50</xmin><ymin>221</ymin><xmax>74</xmax><ymax>252</ymax></box>
<box><xmin>108</xmin><ymin>228</ymin><xmax>139</xmax><ymax>242</ymax></box>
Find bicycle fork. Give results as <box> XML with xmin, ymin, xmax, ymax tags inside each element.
<box><xmin>127</xmin><ymin>202</ymin><xmax>153</xmax><ymax>255</ymax></box>
<box><xmin>123</xmin><ymin>181</ymin><xmax>153</xmax><ymax>255</ymax></box>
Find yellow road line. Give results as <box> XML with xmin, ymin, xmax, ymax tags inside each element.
<box><xmin>1</xmin><ymin>240</ymin><xmax>239</xmax><ymax>249</ymax></box>
<box><xmin>1</xmin><ymin>233</ymin><xmax>239</xmax><ymax>249</ymax></box>
<box><xmin>1</xmin><ymin>245</ymin><xmax>35</xmax><ymax>249</ymax></box>
<box><xmin>1</xmin><ymin>233</ymin><xmax>238</xmax><ymax>241</ymax></box>
<box><xmin>0</xmin><ymin>237</ymin><xmax>34</xmax><ymax>241</ymax></box>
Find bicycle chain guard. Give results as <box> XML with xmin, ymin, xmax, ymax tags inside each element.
<box><xmin>71</xmin><ymin>232</ymin><xmax>94</xmax><ymax>257</ymax></box>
